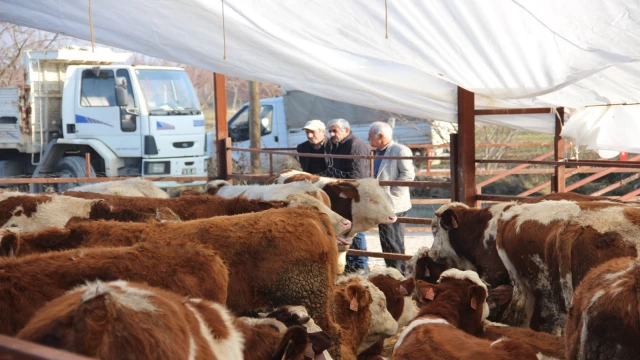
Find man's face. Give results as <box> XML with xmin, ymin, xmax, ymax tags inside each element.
<box><xmin>305</xmin><ymin>128</ymin><xmax>325</xmax><ymax>145</ymax></box>
<box><xmin>368</xmin><ymin>130</ymin><xmax>383</xmax><ymax>149</ymax></box>
<box><xmin>329</xmin><ymin>124</ymin><xmax>349</xmax><ymax>144</ymax></box>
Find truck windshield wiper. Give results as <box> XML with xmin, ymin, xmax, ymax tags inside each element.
<box><xmin>149</xmin><ymin>109</ymin><xmax>172</xmax><ymax>115</ymax></box>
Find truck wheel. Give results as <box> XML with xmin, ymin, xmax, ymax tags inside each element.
<box><xmin>54</xmin><ymin>156</ymin><xmax>96</xmax><ymax>192</ymax></box>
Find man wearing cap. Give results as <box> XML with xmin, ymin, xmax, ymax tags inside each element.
<box><xmin>296</xmin><ymin>119</ymin><xmax>329</xmax><ymax>174</ymax></box>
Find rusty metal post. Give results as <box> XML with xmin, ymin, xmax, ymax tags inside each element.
<box><xmin>553</xmin><ymin>107</ymin><xmax>565</xmax><ymax>193</ymax></box>
<box><xmin>214</xmin><ymin>73</ymin><xmax>229</xmax><ymax>180</ymax></box>
<box><xmin>269</xmin><ymin>153</ymin><xmax>274</xmax><ymax>176</ymax></box>
<box><xmin>85</xmin><ymin>153</ymin><xmax>91</xmax><ymax>178</ymax></box>
<box><xmin>449</xmin><ymin>133</ymin><xmax>459</xmax><ymax>202</ymax></box>
<box><xmin>457</xmin><ymin>87</ymin><xmax>477</xmax><ymax>207</ymax></box>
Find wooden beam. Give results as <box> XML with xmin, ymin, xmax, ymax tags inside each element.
<box><xmin>553</xmin><ymin>107</ymin><xmax>565</xmax><ymax>192</ymax></box>
<box><xmin>474</xmin><ymin>108</ymin><xmax>554</xmax><ymax>115</ymax></box>
<box><xmin>590</xmin><ymin>173</ymin><xmax>640</xmax><ymax>196</ymax></box>
<box><xmin>449</xmin><ymin>133</ymin><xmax>459</xmax><ymax>202</ymax></box>
<box><xmin>214</xmin><ymin>73</ymin><xmax>230</xmax><ymax>180</ymax></box>
<box><xmin>457</xmin><ymin>87</ymin><xmax>477</xmax><ymax>207</ymax></box>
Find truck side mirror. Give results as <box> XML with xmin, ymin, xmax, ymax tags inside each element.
<box><xmin>115</xmin><ymin>77</ymin><xmax>128</xmax><ymax>107</ymax></box>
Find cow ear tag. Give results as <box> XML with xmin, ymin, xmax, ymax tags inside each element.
<box><xmin>350</xmin><ymin>298</ymin><xmax>359</xmax><ymax>311</ymax></box>
<box><xmin>339</xmin><ymin>192</ymin><xmax>349</xmax><ymax>199</ymax></box>
<box><xmin>424</xmin><ymin>287</ymin><xmax>435</xmax><ymax>301</ymax></box>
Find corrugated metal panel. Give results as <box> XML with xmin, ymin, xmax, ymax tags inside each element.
<box><xmin>0</xmin><ymin>87</ymin><xmax>21</xmax><ymax>144</ymax></box>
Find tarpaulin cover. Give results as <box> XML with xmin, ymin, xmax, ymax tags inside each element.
<box><xmin>2</xmin><ymin>0</ymin><xmax>640</xmax><ymax>151</ymax></box>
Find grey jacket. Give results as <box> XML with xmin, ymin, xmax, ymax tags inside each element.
<box><xmin>375</xmin><ymin>141</ymin><xmax>415</xmax><ymax>213</ymax></box>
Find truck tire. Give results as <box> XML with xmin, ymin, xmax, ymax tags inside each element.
<box><xmin>54</xmin><ymin>156</ymin><xmax>96</xmax><ymax>192</ymax></box>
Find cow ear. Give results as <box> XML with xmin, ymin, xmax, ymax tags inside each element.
<box><xmin>346</xmin><ymin>283</ymin><xmax>368</xmax><ymax>312</ymax></box>
<box><xmin>399</xmin><ymin>278</ymin><xmax>415</xmax><ymax>297</ymax></box>
<box><xmin>0</xmin><ymin>231</ymin><xmax>19</xmax><ymax>257</ymax></box>
<box><xmin>337</xmin><ymin>185</ymin><xmax>358</xmax><ymax>200</ymax></box>
<box><xmin>416</xmin><ymin>280</ymin><xmax>438</xmax><ymax>303</ymax></box>
<box><xmin>468</xmin><ymin>285</ymin><xmax>487</xmax><ymax>311</ymax></box>
<box><xmin>439</xmin><ymin>209</ymin><xmax>459</xmax><ymax>230</ymax></box>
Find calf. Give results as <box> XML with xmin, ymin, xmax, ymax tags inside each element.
<box><xmin>266</xmin><ymin>170</ymin><xmax>397</xmax><ymax>236</ymax></box>
<box><xmin>496</xmin><ymin>200</ymin><xmax>638</xmax><ymax>333</ymax></box>
<box><xmin>334</xmin><ymin>275</ymin><xmax>398</xmax><ymax>360</ymax></box>
<box><xmin>0</xmin><ymin>242</ymin><xmax>228</xmax><ymax>335</ymax></box>
<box><xmin>358</xmin><ymin>267</ymin><xmax>417</xmax><ymax>360</ymax></box>
<box><xmin>68</xmin><ymin>177</ymin><xmax>169</xmax><ymax>198</ymax></box>
<box><xmin>392</xmin><ymin>269</ymin><xmax>537</xmax><ymax>360</ymax></box>
<box><xmin>0</xmin><ymin>192</ymin><xmax>160</xmax><ymax>232</ymax></box>
<box><xmin>565</xmin><ymin>256</ymin><xmax>640</xmax><ymax>360</ymax></box>
<box><xmin>18</xmin><ymin>281</ymin><xmax>329</xmax><ymax>360</ymax></box>
<box><xmin>207</xmin><ymin>179</ymin><xmax>332</xmax><ymax>208</ymax></box>
<box><xmin>1</xmin><ymin>206</ymin><xmax>343</xmax><ymax>354</ymax></box>
<box><xmin>481</xmin><ymin>321</ymin><xmax>566</xmax><ymax>360</ymax></box>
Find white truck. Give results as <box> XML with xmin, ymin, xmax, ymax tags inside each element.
<box><xmin>0</xmin><ymin>47</ymin><xmax>209</xmax><ymax>191</ymax></box>
<box><xmin>224</xmin><ymin>89</ymin><xmax>453</xmax><ymax>171</ymax></box>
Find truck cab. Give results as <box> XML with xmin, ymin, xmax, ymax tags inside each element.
<box><xmin>0</xmin><ymin>47</ymin><xmax>209</xmax><ymax>191</ymax></box>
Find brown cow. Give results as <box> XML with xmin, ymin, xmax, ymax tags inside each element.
<box><xmin>481</xmin><ymin>321</ymin><xmax>566</xmax><ymax>360</ymax></box>
<box><xmin>334</xmin><ymin>275</ymin><xmax>398</xmax><ymax>360</ymax></box>
<box><xmin>392</xmin><ymin>269</ymin><xmax>537</xmax><ymax>360</ymax></box>
<box><xmin>0</xmin><ymin>242</ymin><xmax>228</xmax><ymax>335</ymax></box>
<box><xmin>358</xmin><ymin>267</ymin><xmax>417</xmax><ymax>360</ymax></box>
<box><xmin>565</xmin><ymin>256</ymin><xmax>640</xmax><ymax>360</ymax></box>
<box><xmin>0</xmin><ymin>192</ymin><xmax>162</xmax><ymax>232</ymax></box>
<box><xmin>64</xmin><ymin>191</ymin><xmax>287</xmax><ymax>219</ymax></box>
<box><xmin>496</xmin><ymin>200</ymin><xmax>639</xmax><ymax>333</ymax></box>
<box><xmin>18</xmin><ymin>280</ymin><xmax>330</xmax><ymax>360</ymax></box>
<box><xmin>1</xmin><ymin>206</ymin><xmax>343</xmax><ymax>354</ymax></box>
<box><xmin>65</xmin><ymin>191</ymin><xmax>352</xmax><ymax>246</ymax></box>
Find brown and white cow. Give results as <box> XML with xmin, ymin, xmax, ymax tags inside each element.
<box><xmin>358</xmin><ymin>267</ymin><xmax>418</xmax><ymax>360</ymax></box>
<box><xmin>496</xmin><ymin>200</ymin><xmax>639</xmax><ymax>333</ymax></box>
<box><xmin>18</xmin><ymin>280</ymin><xmax>330</xmax><ymax>360</ymax></box>
<box><xmin>266</xmin><ymin>170</ymin><xmax>397</xmax><ymax>236</ymax></box>
<box><xmin>207</xmin><ymin>179</ymin><xmax>332</xmax><ymax>208</ymax></box>
<box><xmin>565</xmin><ymin>256</ymin><xmax>640</xmax><ymax>360</ymax></box>
<box><xmin>481</xmin><ymin>321</ymin><xmax>566</xmax><ymax>360</ymax></box>
<box><xmin>333</xmin><ymin>274</ymin><xmax>398</xmax><ymax>360</ymax></box>
<box><xmin>68</xmin><ymin>177</ymin><xmax>169</xmax><ymax>198</ymax></box>
<box><xmin>0</xmin><ymin>242</ymin><xmax>228</xmax><ymax>335</ymax></box>
<box><xmin>392</xmin><ymin>269</ymin><xmax>537</xmax><ymax>360</ymax></box>
<box><xmin>0</xmin><ymin>192</ymin><xmax>163</xmax><ymax>233</ymax></box>
<box><xmin>1</xmin><ymin>206</ymin><xmax>343</xmax><ymax>352</ymax></box>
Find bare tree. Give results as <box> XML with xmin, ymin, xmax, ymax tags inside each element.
<box><xmin>476</xmin><ymin>125</ymin><xmax>521</xmax><ymax>169</ymax></box>
<box><xmin>0</xmin><ymin>22</ymin><xmax>61</xmax><ymax>86</ymax></box>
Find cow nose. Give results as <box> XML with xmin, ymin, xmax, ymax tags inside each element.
<box><xmin>389</xmin><ymin>215</ymin><xmax>397</xmax><ymax>223</ymax></box>
<box><xmin>342</xmin><ymin>219</ymin><xmax>352</xmax><ymax>230</ymax></box>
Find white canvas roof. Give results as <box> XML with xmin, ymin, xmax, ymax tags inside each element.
<box><xmin>2</xmin><ymin>0</ymin><xmax>639</xmax><ymax>152</ymax></box>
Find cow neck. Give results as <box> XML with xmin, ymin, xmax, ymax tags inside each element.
<box><xmin>450</xmin><ymin>208</ymin><xmax>493</xmax><ymax>264</ymax></box>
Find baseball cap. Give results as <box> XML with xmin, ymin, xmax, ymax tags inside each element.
<box><xmin>303</xmin><ymin>119</ymin><xmax>326</xmax><ymax>131</ymax></box>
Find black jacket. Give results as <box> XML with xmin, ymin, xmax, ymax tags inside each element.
<box><xmin>296</xmin><ymin>140</ymin><xmax>329</xmax><ymax>175</ymax></box>
<box><xmin>326</xmin><ymin>133</ymin><xmax>370</xmax><ymax>179</ymax></box>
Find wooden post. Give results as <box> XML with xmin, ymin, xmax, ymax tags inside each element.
<box><xmin>214</xmin><ymin>73</ymin><xmax>230</xmax><ymax>180</ymax></box>
<box><xmin>85</xmin><ymin>153</ymin><xmax>91</xmax><ymax>178</ymax></box>
<box><xmin>553</xmin><ymin>107</ymin><xmax>565</xmax><ymax>193</ymax></box>
<box><xmin>248</xmin><ymin>80</ymin><xmax>261</xmax><ymax>173</ymax></box>
<box><xmin>449</xmin><ymin>133</ymin><xmax>459</xmax><ymax>202</ymax></box>
<box><xmin>456</xmin><ymin>87</ymin><xmax>477</xmax><ymax>207</ymax></box>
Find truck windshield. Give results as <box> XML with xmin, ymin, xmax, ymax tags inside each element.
<box><xmin>135</xmin><ymin>69</ymin><xmax>201</xmax><ymax>115</ymax></box>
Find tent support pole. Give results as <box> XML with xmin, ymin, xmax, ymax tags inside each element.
<box><xmin>553</xmin><ymin>107</ymin><xmax>565</xmax><ymax>192</ymax></box>
<box><xmin>214</xmin><ymin>73</ymin><xmax>231</xmax><ymax>180</ymax></box>
<box><xmin>456</xmin><ymin>87</ymin><xmax>477</xmax><ymax>207</ymax></box>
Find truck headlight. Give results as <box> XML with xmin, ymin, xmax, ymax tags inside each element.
<box><xmin>144</xmin><ymin>161</ymin><xmax>170</xmax><ymax>175</ymax></box>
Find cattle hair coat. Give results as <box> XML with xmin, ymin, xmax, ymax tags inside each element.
<box><xmin>0</xmin><ymin>242</ymin><xmax>228</xmax><ymax>335</ymax></box>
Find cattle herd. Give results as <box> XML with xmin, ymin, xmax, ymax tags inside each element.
<box><xmin>0</xmin><ymin>174</ymin><xmax>636</xmax><ymax>359</ymax></box>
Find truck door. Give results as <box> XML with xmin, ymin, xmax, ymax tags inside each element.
<box><xmin>74</xmin><ymin>68</ymin><xmax>142</xmax><ymax>157</ymax></box>
<box><xmin>228</xmin><ymin>104</ymin><xmax>278</xmax><ymax>147</ymax></box>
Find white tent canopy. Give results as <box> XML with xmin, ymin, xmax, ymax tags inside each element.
<box><xmin>2</xmin><ymin>0</ymin><xmax>640</xmax><ymax>152</ymax></box>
